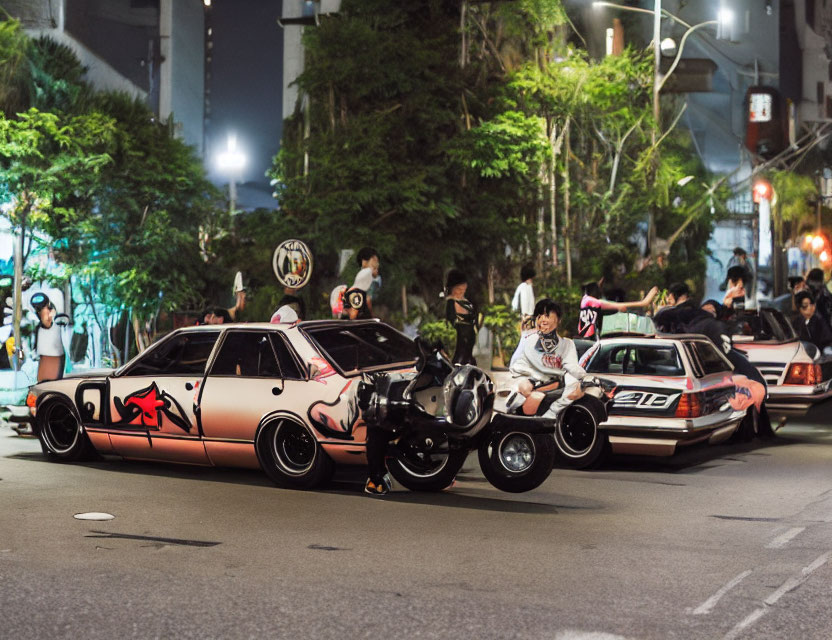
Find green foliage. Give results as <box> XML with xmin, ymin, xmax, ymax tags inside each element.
<box><xmin>770</xmin><ymin>170</ymin><xmax>816</xmax><ymax>224</ymax></box>
<box><xmin>481</xmin><ymin>303</ymin><xmax>521</xmax><ymax>360</ymax></box>
<box><xmin>418</xmin><ymin>319</ymin><xmax>456</xmax><ymax>353</ymax></box>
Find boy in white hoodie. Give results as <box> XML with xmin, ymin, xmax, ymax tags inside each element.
<box><xmin>508</xmin><ymin>298</ymin><xmax>586</xmax><ymax>418</ymax></box>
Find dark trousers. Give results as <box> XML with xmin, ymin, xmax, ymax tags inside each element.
<box><xmin>366</xmin><ymin>425</ymin><xmax>393</xmax><ymax>483</ymax></box>
<box><xmin>728</xmin><ymin>349</ymin><xmax>773</xmax><ymax>433</ymax></box>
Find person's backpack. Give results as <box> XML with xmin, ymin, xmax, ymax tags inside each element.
<box><xmin>69</xmin><ymin>329</ymin><xmax>89</xmax><ymax>363</ymax></box>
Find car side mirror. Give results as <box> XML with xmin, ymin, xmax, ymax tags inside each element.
<box><xmin>308</xmin><ymin>362</ymin><xmax>320</xmax><ymax>378</ymax></box>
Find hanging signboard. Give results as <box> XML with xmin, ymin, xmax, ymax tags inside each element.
<box><xmin>272</xmin><ymin>239</ymin><xmax>313</xmax><ymax>289</ymax></box>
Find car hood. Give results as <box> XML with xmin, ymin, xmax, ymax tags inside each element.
<box><xmin>62</xmin><ymin>368</ymin><xmax>114</xmax><ymax>379</ymax></box>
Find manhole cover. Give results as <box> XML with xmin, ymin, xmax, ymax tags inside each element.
<box><xmin>74</xmin><ymin>512</ymin><xmax>115</xmax><ymax>521</ymax></box>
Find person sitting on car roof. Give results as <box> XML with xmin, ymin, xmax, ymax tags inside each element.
<box><xmin>792</xmin><ymin>290</ymin><xmax>832</xmax><ymax>355</ymax></box>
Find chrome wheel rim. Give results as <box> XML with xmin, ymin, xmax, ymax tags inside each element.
<box><xmin>497</xmin><ymin>432</ymin><xmax>535</xmax><ymax>473</ymax></box>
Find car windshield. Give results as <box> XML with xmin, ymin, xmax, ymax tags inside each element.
<box><xmin>600</xmin><ymin>312</ymin><xmax>656</xmax><ymax>336</ymax></box>
<box><xmin>303</xmin><ymin>322</ymin><xmax>418</xmax><ymax>375</ymax></box>
<box><xmin>731</xmin><ymin>308</ymin><xmax>796</xmax><ymax>342</ymax></box>
<box><xmin>586</xmin><ymin>343</ymin><xmax>685</xmax><ymax>376</ymax></box>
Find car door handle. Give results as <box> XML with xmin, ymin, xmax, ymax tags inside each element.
<box><xmin>185</xmin><ymin>382</ymin><xmax>194</xmax><ymax>391</ymax></box>
<box><xmin>272</xmin><ymin>387</ymin><xmax>282</xmax><ymax>396</ymax></box>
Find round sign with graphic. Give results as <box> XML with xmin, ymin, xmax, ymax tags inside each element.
<box><xmin>273</xmin><ymin>239</ymin><xmax>313</xmax><ymax>289</ymax></box>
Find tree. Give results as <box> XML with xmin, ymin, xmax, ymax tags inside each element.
<box><xmin>0</xmin><ymin>107</ymin><xmax>115</xmax><ymax>367</ymax></box>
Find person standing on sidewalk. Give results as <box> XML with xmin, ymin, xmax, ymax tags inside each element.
<box><xmin>444</xmin><ymin>269</ymin><xmax>478</xmax><ymax>365</ymax></box>
<box><xmin>511</xmin><ymin>264</ymin><xmax>536</xmax><ymax>333</ymax></box>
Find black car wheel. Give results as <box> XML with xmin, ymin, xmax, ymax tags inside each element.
<box><xmin>256</xmin><ymin>418</ymin><xmax>334</xmax><ymax>489</ymax></box>
<box><xmin>478</xmin><ymin>429</ymin><xmax>555</xmax><ymax>493</ymax></box>
<box><xmin>555</xmin><ymin>396</ymin><xmax>608</xmax><ymax>469</ymax></box>
<box><xmin>387</xmin><ymin>433</ymin><xmax>467</xmax><ymax>492</ymax></box>
<box><xmin>37</xmin><ymin>397</ymin><xmax>95</xmax><ymax>461</ymax></box>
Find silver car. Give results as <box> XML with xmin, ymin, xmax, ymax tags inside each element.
<box><xmin>731</xmin><ymin>308</ymin><xmax>832</xmax><ymax>414</ymax></box>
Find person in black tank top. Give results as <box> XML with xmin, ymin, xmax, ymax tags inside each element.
<box><xmin>445</xmin><ymin>269</ymin><xmax>478</xmax><ymax>365</ymax></box>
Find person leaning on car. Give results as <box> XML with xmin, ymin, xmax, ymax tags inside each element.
<box><xmin>656</xmin><ymin>282</ymin><xmax>775</xmax><ymax>434</ymax></box>
<box><xmin>792</xmin><ymin>290</ymin><xmax>832</xmax><ymax>355</ymax></box>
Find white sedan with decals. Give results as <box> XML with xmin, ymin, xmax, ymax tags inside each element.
<box><xmin>580</xmin><ymin>334</ymin><xmax>763</xmax><ymax>458</ymax></box>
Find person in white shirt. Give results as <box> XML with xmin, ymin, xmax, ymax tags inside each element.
<box><xmin>31</xmin><ymin>292</ymin><xmax>68</xmax><ymax>382</ymax></box>
<box><xmin>511</xmin><ymin>264</ymin><xmax>536</xmax><ymax>332</ymax></box>
<box><xmin>508</xmin><ymin>298</ymin><xmax>586</xmax><ymax>418</ymax></box>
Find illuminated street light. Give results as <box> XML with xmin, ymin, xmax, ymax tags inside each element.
<box><xmin>812</xmin><ymin>235</ymin><xmax>825</xmax><ymax>253</ymax></box>
<box><xmin>592</xmin><ymin>1</ymin><xmax>732</xmax><ymax>256</ymax></box>
<box><xmin>216</xmin><ymin>134</ymin><xmax>247</xmax><ymax>215</ymax></box>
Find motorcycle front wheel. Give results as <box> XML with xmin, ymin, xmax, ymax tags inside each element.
<box><xmin>477</xmin><ymin>429</ymin><xmax>555</xmax><ymax>493</ymax></box>
<box><xmin>386</xmin><ymin>432</ymin><xmax>468</xmax><ymax>492</ymax></box>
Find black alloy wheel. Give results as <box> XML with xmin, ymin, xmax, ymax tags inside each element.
<box><xmin>256</xmin><ymin>418</ymin><xmax>334</xmax><ymax>489</ymax></box>
<box><xmin>38</xmin><ymin>398</ymin><xmax>95</xmax><ymax>461</ymax></box>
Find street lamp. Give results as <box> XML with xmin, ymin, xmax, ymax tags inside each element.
<box><xmin>216</xmin><ymin>133</ymin><xmax>247</xmax><ymax>215</ymax></box>
<box><xmin>592</xmin><ymin>1</ymin><xmax>732</xmax><ymax>126</ymax></box>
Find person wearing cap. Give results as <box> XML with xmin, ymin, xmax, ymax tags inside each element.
<box><xmin>444</xmin><ymin>269</ymin><xmax>478</xmax><ymax>365</ymax></box>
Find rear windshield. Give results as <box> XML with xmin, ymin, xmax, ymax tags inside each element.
<box><xmin>586</xmin><ymin>343</ymin><xmax>685</xmax><ymax>376</ymax></box>
<box><xmin>732</xmin><ymin>308</ymin><xmax>796</xmax><ymax>342</ymax></box>
<box><xmin>303</xmin><ymin>323</ymin><xmax>418</xmax><ymax>374</ymax></box>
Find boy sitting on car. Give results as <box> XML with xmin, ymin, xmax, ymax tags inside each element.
<box><xmin>508</xmin><ymin>299</ymin><xmax>587</xmax><ymax>417</ymax></box>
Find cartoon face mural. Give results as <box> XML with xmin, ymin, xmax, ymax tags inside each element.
<box><xmin>307</xmin><ymin>380</ymin><xmax>360</xmax><ymax>440</ymax></box>
<box><xmin>273</xmin><ymin>239</ymin><xmax>313</xmax><ymax>289</ymax></box>
<box><xmin>113</xmin><ymin>382</ymin><xmax>192</xmax><ymax>432</ymax></box>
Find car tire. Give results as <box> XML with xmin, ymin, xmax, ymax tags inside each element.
<box><xmin>256</xmin><ymin>418</ymin><xmax>334</xmax><ymax>489</ymax></box>
<box><xmin>554</xmin><ymin>396</ymin><xmax>608</xmax><ymax>469</ymax></box>
<box><xmin>477</xmin><ymin>430</ymin><xmax>555</xmax><ymax>493</ymax></box>
<box><xmin>386</xmin><ymin>433</ymin><xmax>467</xmax><ymax>492</ymax></box>
<box><xmin>37</xmin><ymin>397</ymin><xmax>95</xmax><ymax>462</ymax></box>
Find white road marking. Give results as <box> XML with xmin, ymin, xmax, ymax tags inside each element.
<box><xmin>764</xmin><ymin>551</ymin><xmax>832</xmax><ymax>605</ymax></box>
<box><xmin>765</xmin><ymin>526</ymin><xmax>805</xmax><ymax>549</ymax></box>
<box><xmin>722</xmin><ymin>551</ymin><xmax>832</xmax><ymax>640</ymax></box>
<box><xmin>73</xmin><ymin>512</ymin><xmax>115</xmax><ymax>521</ymax></box>
<box><xmin>691</xmin><ymin>570</ymin><xmax>752</xmax><ymax>615</ymax></box>
<box><xmin>722</xmin><ymin>608</ymin><xmax>767</xmax><ymax>640</ymax></box>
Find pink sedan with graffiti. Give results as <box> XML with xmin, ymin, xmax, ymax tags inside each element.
<box><xmin>27</xmin><ymin>321</ymin><xmax>418</xmax><ymax>489</ymax></box>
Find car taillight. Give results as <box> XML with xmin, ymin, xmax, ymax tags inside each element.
<box><xmin>675</xmin><ymin>393</ymin><xmax>703</xmax><ymax>418</ymax></box>
<box><xmin>26</xmin><ymin>392</ymin><xmax>36</xmax><ymax>408</ymax></box>
<box><xmin>784</xmin><ymin>363</ymin><xmax>822</xmax><ymax>385</ymax></box>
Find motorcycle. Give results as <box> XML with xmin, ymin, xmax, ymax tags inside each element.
<box><xmin>495</xmin><ymin>373</ymin><xmax>618</xmax><ymax>470</ymax></box>
<box><xmin>357</xmin><ymin>339</ymin><xmax>558</xmax><ymax>493</ymax></box>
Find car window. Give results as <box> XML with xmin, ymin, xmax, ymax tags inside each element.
<box><xmin>269</xmin><ymin>333</ymin><xmax>305</xmax><ymax>380</ymax></box>
<box><xmin>586</xmin><ymin>343</ymin><xmax>684</xmax><ymax>376</ymax></box>
<box><xmin>688</xmin><ymin>340</ymin><xmax>731</xmax><ymax>376</ymax></box>
<box><xmin>304</xmin><ymin>323</ymin><xmax>418</xmax><ymax>374</ymax></box>
<box><xmin>210</xmin><ymin>331</ymin><xmax>281</xmax><ymax>378</ymax></box>
<box><xmin>732</xmin><ymin>309</ymin><xmax>796</xmax><ymax>342</ymax></box>
<box><xmin>125</xmin><ymin>331</ymin><xmax>220</xmax><ymax>376</ymax></box>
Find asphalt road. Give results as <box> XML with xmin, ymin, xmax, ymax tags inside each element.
<box><xmin>1</xmin><ymin>405</ymin><xmax>832</xmax><ymax>640</ymax></box>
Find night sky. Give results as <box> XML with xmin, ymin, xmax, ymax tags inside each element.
<box><xmin>207</xmin><ymin>0</ymin><xmax>284</xmax><ymax>209</ymax></box>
